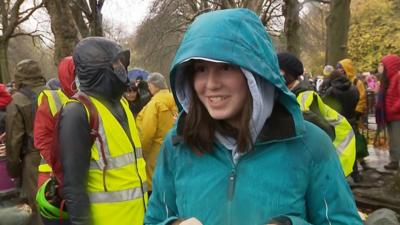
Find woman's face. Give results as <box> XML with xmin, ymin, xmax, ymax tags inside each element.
<box><xmin>193</xmin><ymin>60</ymin><xmax>249</xmax><ymax>126</ymax></box>
<box><xmin>378</xmin><ymin>63</ymin><xmax>384</xmax><ymax>74</ymax></box>
<box><xmin>124</xmin><ymin>88</ymin><xmax>138</xmax><ymax>101</ymax></box>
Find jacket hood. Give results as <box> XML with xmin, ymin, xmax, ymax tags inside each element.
<box><xmin>170</xmin><ymin>8</ymin><xmax>304</xmax><ymax>137</ymax></box>
<box><xmin>58</xmin><ymin>56</ymin><xmax>76</xmax><ymax>98</ymax></box>
<box><xmin>0</xmin><ymin>83</ymin><xmax>12</xmax><ymax>108</ymax></box>
<box><xmin>381</xmin><ymin>54</ymin><xmax>400</xmax><ymax>81</ymax></box>
<box><xmin>73</xmin><ymin>37</ymin><xmax>130</xmax><ymax>102</ymax></box>
<box><xmin>14</xmin><ymin>59</ymin><xmax>45</xmax><ymax>88</ymax></box>
<box><xmin>338</xmin><ymin>59</ymin><xmax>356</xmax><ymax>80</ymax></box>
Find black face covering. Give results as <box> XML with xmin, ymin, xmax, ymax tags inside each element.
<box><xmin>113</xmin><ymin>63</ymin><xmax>130</xmax><ymax>87</ymax></box>
<box><xmin>73</xmin><ymin>37</ymin><xmax>131</xmax><ymax>102</ymax></box>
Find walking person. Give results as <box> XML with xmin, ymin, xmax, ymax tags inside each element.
<box><xmin>144</xmin><ymin>8</ymin><xmax>362</xmax><ymax>225</ymax></box>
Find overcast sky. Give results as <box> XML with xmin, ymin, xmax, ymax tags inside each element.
<box><xmin>102</xmin><ymin>0</ymin><xmax>153</xmax><ymax>35</ymax></box>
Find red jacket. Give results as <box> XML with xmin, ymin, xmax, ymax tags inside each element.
<box><xmin>34</xmin><ymin>56</ymin><xmax>75</xmax><ymax>164</ymax></box>
<box><xmin>0</xmin><ymin>83</ymin><xmax>12</xmax><ymax>109</ymax></box>
<box><xmin>382</xmin><ymin>54</ymin><xmax>400</xmax><ymax>122</ymax></box>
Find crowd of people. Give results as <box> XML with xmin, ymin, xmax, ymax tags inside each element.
<box><xmin>0</xmin><ymin>7</ymin><xmax>399</xmax><ymax>225</ymax></box>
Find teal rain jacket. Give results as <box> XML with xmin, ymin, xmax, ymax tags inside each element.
<box><xmin>145</xmin><ymin>8</ymin><xmax>362</xmax><ymax>225</ymax></box>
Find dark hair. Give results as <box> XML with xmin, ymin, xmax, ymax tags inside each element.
<box><xmin>329</xmin><ymin>70</ymin><xmax>346</xmax><ymax>80</ymax></box>
<box><xmin>181</xmin><ymin>62</ymin><xmax>253</xmax><ymax>154</ymax></box>
<box><xmin>127</xmin><ymin>82</ymin><xmax>138</xmax><ymax>92</ymax></box>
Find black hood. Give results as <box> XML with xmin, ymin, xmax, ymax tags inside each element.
<box><xmin>73</xmin><ymin>37</ymin><xmax>130</xmax><ymax>102</ymax></box>
<box><xmin>330</xmin><ymin>75</ymin><xmax>351</xmax><ymax>91</ymax></box>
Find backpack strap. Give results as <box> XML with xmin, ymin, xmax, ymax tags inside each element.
<box><xmin>71</xmin><ymin>92</ymin><xmax>99</xmax><ymax>141</ymax></box>
<box><xmin>71</xmin><ymin>92</ymin><xmax>108</xmax><ymax>191</ymax></box>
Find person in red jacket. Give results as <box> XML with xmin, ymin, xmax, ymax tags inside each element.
<box><xmin>0</xmin><ymin>83</ymin><xmax>12</xmax><ymax>134</ymax></box>
<box><xmin>33</xmin><ymin>56</ymin><xmax>76</xmax><ymax>186</ymax></box>
<box><xmin>379</xmin><ymin>54</ymin><xmax>400</xmax><ymax>170</ymax></box>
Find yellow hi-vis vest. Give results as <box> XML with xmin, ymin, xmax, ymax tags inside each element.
<box><xmin>37</xmin><ymin>89</ymin><xmax>69</xmax><ymax>173</ymax></box>
<box><xmin>76</xmin><ymin>96</ymin><xmax>148</xmax><ymax>225</ymax></box>
<box><xmin>297</xmin><ymin>91</ymin><xmax>356</xmax><ymax>176</ymax></box>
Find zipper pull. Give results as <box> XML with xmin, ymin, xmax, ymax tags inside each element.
<box><xmin>228</xmin><ymin>171</ymin><xmax>236</xmax><ymax>200</ymax></box>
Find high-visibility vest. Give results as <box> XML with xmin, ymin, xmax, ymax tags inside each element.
<box><xmin>297</xmin><ymin>91</ymin><xmax>356</xmax><ymax>176</ymax></box>
<box><xmin>74</xmin><ymin>96</ymin><xmax>148</xmax><ymax>225</ymax></box>
<box><xmin>37</xmin><ymin>90</ymin><xmax>69</xmax><ymax>173</ymax></box>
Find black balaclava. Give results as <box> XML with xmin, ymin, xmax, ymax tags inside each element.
<box><xmin>73</xmin><ymin>37</ymin><xmax>130</xmax><ymax>103</ymax></box>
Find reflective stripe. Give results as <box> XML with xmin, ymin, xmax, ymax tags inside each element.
<box><xmin>335</xmin><ymin>130</ymin><xmax>355</xmax><ymax>154</ymax></box>
<box><xmin>93</xmin><ymin>115</ymin><xmax>112</xmax><ymax>168</ymax></box>
<box><xmin>300</xmin><ymin>91</ymin><xmax>312</xmax><ymax>111</ymax></box>
<box><xmin>89</xmin><ymin>150</ymin><xmax>144</xmax><ymax>170</ymax></box>
<box><xmin>92</xmin><ymin>114</ymin><xmax>143</xmax><ymax>170</ymax></box>
<box><xmin>38</xmin><ymin>157</ymin><xmax>52</xmax><ymax>172</ymax></box>
<box><xmin>88</xmin><ymin>186</ymin><xmax>144</xmax><ymax>203</ymax></box>
<box><xmin>327</xmin><ymin>114</ymin><xmax>343</xmax><ymax>126</ymax></box>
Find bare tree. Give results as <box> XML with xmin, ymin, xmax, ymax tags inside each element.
<box><xmin>132</xmin><ymin>0</ymin><xmax>285</xmax><ymax>76</ymax></box>
<box><xmin>0</xmin><ymin>0</ymin><xmax>44</xmax><ymax>82</ymax></box>
<box><xmin>282</xmin><ymin>0</ymin><xmax>300</xmax><ymax>56</ymax></box>
<box><xmin>43</xmin><ymin>0</ymin><xmax>105</xmax><ymax>64</ymax></box>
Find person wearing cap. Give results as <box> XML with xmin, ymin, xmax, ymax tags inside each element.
<box><xmin>277</xmin><ymin>52</ymin><xmax>356</xmax><ymax>177</ymax></box>
<box><xmin>144</xmin><ymin>8</ymin><xmax>361</xmax><ymax>225</ymax></box>
<box><xmin>277</xmin><ymin>52</ymin><xmax>335</xmax><ymax>139</ymax></box>
<box><xmin>6</xmin><ymin>59</ymin><xmax>47</xmax><ymax>225</ymax></box>
<box><xmin>136</xmin><ymin>72</ymin><xmax>177</xmax><ymax>193</ymax></box>
<box><xmin>58</xmin><ymin>37</ymin><xmax>148</xmax><ymax>225</ymax></box>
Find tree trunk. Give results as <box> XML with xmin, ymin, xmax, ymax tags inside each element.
<box><xmin>70</xmin><ymin>3</ymin><xmax>89</xmax><ymax>38</ymax></box>
<box><xmin>88</xmin><ymin>0</ymin><xmax>103</xmax><ymax>36</ymax></box>
<box><xmin>325</xmin><ymin>0</ymin><xmax>351</xmax><ymax>66</ymax></box>
<box><xmin>89</xmin><ymin>13</ymin><xmax>104</xmax><ymax>36</ymax></box>
<box><xmin>44</xmin><ymin>0</ymin><xmax>80</xmax><ymax>65</ymax></box>
<box><xmin>283</xmin><ymin>0</ymin><xmax>301</xmax><ymax>57</ymax></box>
<box><xmin>0</xmin><ymin>39</ymin><xmax>10</xmax><ymax>83</ymax></box>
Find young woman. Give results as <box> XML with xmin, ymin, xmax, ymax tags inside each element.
<box><xmin>124</xmin><ymin>81</ymin><xmax>149</xmax><ymax>118</ymax></box>
<box><xmin>144</xmin><ymin>8</ymin><xmax>362</xmax><ymax>225</ymax></box>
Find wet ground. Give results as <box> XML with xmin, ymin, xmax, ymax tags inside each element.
<box><xmin>350</xmin><ymin>114</ymin><xmax>400</xmax><ymax>214</ymax></box>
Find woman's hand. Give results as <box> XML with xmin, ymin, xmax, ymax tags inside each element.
<box><xmin>172</xmin><ymin>217</ymin><xmax>203</xmax><ymax>225</ymax></box>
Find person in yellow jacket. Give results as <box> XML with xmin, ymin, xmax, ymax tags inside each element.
<box><xmin>337</xmin><ymin>59</ymin><xmax>368</xmax><ymax>119</ymax></box>
<box><xmin>136</xmin><ymin>73</ymin><xmax>177</xmax><ymax>192</ymax></box>
<box><xmin>58</xmin><ymin>37</ymin><xmax>147</xmax><ymax>225</ymax></box>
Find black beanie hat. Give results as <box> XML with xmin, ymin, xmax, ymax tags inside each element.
<box><xmin>277</xmin><ymin>52</ymin><xmax>304</xmax><ymax>79</ymax></box>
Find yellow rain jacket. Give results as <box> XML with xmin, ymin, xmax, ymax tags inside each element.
<box><xmin>136</xmin><ymin>89</ymin><xmax>177</xmax><ymax>190</ymax></box>
<box><xmin>339</xmin><ymin>59</ymin><xmax>367</xmax><ymax>114</ymax></box>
